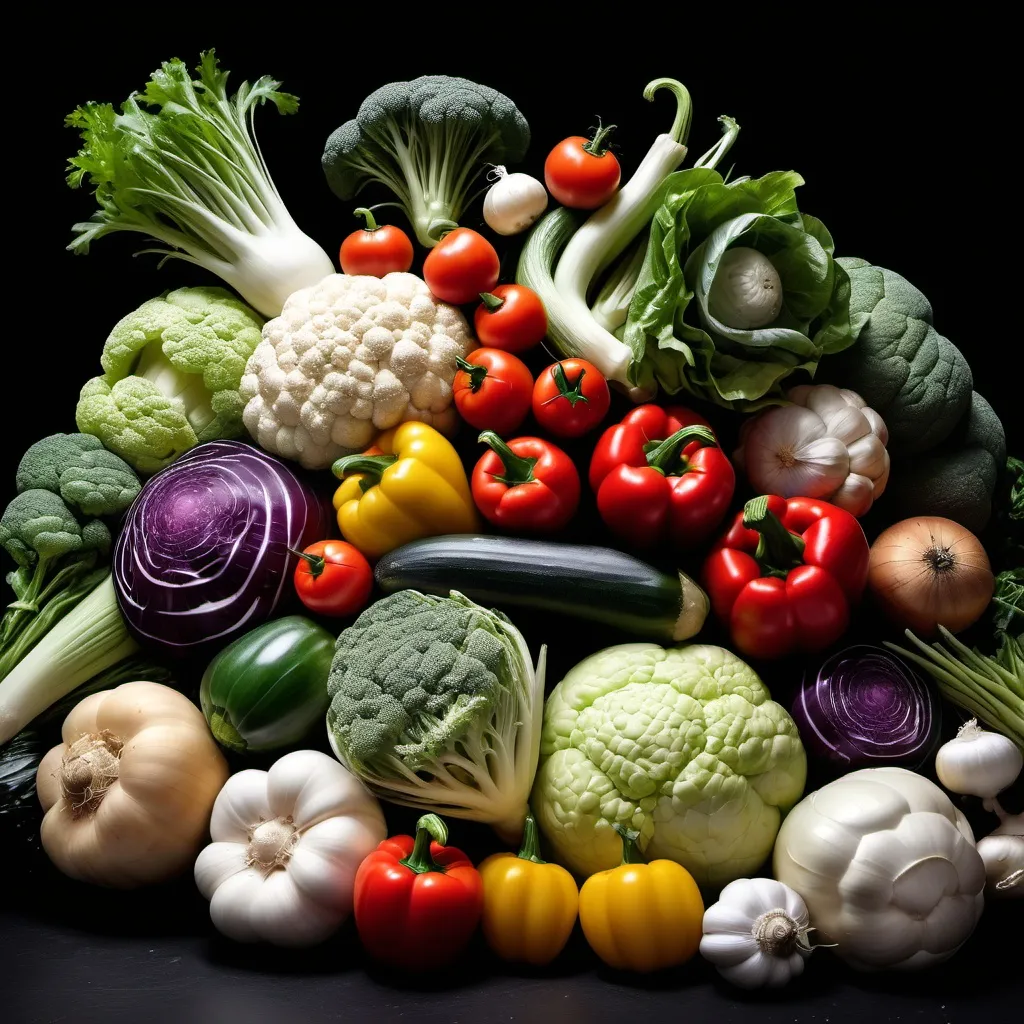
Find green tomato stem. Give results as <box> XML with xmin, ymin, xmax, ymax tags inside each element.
<box><xmin>353</xmin><ymin>207</ymin><xmax>379</xmax><ymax>232</ymax></box>
<box><xmin>516</xmin><ymin>812</ymin><xmax>546</xmax><ymax>864</ymax></box>
<box><xmin>612</xmin><ymin>823</ymin><xmax>646</xmax><ymax>865</ymax></box>
<box><xmin>743</xmin><ymin>496</ymin><xmax>805</xmax><ymax>577</ymax></box>
<box><xmin>643</xmin><ymin>425</ymin><xmax>717</xmax><ymax>477</ymax></box>
<box><xmin>479</xmin><ymin>292</ymin><xmax>505</xmax><ymax>313</ymax></box>
<box><xmin>479</xmin><ymin>431</ymin><xmax>538</xmax><ymax>487</ymax></box>
<box><xmin>400</xmin><ymin>814</ymin><xmax>449</xmax><ymax>874</ymax></box>
<box><xmin>288</xmin><ymin>548</ymin><xmax>325</xmax><ymax>579</ymax></box>
<box><xmin>642</xmin><ymin>78</ymin><xmax>693</xmax><ymax>145</ymax></box>
<box><xmin>582</xmin><ymin>120</ymin><xmax>617</xmax><ymax>157</ymax></box>
<box><xmin>550</xmin><ymin>362</ymin><xmax>590</xmax><ymax>407</ymax></box>
<box><xmin>456</xmin><ymin>355</ymin><xmax>489</xmax><ymax>393</ymax></box>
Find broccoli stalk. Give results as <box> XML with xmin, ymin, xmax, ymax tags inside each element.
<box><xmin>323</xmin><ymin>76</ymin><xmax>531</xmax><ymax>249</ymax></box>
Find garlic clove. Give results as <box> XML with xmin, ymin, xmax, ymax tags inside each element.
<box><xmin>847</xmin><ymin>434</ymin><xmax>889</xmax><ymax>477</ymax></box>
<box><xmin>830</xmin><ymin>473</ymin><xmax>874</xmax><ymax>517</ymax></box>
<box><xmin>872</xmin><ymin>454</ymin><xmax>891</xmax><ymax>497</ymax></box>
<box><xmin>786</xmin><ymin>384</ymin><xmax>815</xmax><ymax>407</ymax></box>
<box><xmin>838</xmin><ymin>388</ymin><xmax>867</xmax><ymax>409</ymax></box>
<box><xmin>861</xmin><ymin>406</ymin><xmax>889</xmax><ymax>445</ymax></box>
<box><xmin>819</xmin><ymin>402</ymin><xmax>871</xmax><ymax>446</ymax></box>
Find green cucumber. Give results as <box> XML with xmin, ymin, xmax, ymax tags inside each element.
<box><xmin>374</xmin><ymin>535</ymin><xmax>708</xmax><ymax>643</ymax></box>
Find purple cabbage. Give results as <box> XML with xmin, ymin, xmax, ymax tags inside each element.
<box><xmin>792</xmin><ymin>645</ymin><xmax>941</xmax><ymax>770</ymax></box>
<box><xmin>113</xmin><ymin>440</ymin><xmax>329</xmax><ymax>655</ymax></box>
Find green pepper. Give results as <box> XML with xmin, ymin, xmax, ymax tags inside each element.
<box><xmin>200</xmin><ymin>615</ymin><xmax>335</xmax><ymax>754</ymax></box>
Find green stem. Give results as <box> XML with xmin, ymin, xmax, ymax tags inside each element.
<box><xmin>400</xmin><ymin>814</ymin><xmax>449</xmax><ymax>874</ymax></box>
<box><xmin>479</xmin><ymin>292</ymin><xmax>505</xmax><ymax>313</ymax></box>
<box><xmin>332</xmin><ymin>453</ymin><xmax>398</xmax><ymax>487</ymax></box>
<box><xmin>612</xmin><ymin>823</ymin><xmax>646</xmax><ymax>865</ymax></box>
<box><xmin>288</xmin><ymin>547</ymin><xmax>325</xmax><ymax>579</ymax></box>
<box><xmin>643</xmin><ymin>425</ymin><xmax>717</xmax><ymax>477</ymax></box>
<box><xmin>582</xmin><ymin>120</ymin><xmax>617</xmax><ymax>157</ymax></box>
<box><xmin>479</xmin><ymin>431</ymin><xmax>537</xmax><ymax>486</ymax></box>
<box><xmin>695</xmin><ymin>116</ymin><xmax>741</xmax><ymax>170</ymax></box>
<box><xmin>550</xmin><ymin>362</ymin><xmax>589</xmax><ymax>407</ymax></box>
<box><xmin>516</xmin><ymin>812</ymin><xmax>546</xmax><ymax>864</ymax></box>
<box><xmin>353</xmin><ymin>207</ymin><xmax>379</xmax><ymax>232</ymax></box>
<box><xmin>427</xmin><ymin>218</ymin><xmax>459</xmax><ymax>242</ymax></box>
<box><xmin>642</xmin><ymin>78</ymin><xmax>693</xmax><ymax>145</ymax></box>
<box><xmin>456</xmin><ymin>355</ymin><xmax>489</xmax><ymax>393</ymax></box>
<box><xmin>742</xmin><ymin>496</ymin><xmax>805</xmax><ymax>576</ymax></box>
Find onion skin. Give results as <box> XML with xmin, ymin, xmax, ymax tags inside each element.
<box><xmin>867</xmin><ymin>516</ymin><xmax>993</xmax><ymax>636</ymax></box>
<box><xmin>113</xmin><ymin>440</ymin><xmax>330</xmax><ymax>655</ymax></box>
<box><xmin>792</xmin><ymin>645</ymin><xmax>940</xmax><ymax>771</ymax></box>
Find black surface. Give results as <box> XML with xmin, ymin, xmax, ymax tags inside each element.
<box><xmin>3</xmin><ymin>22</ymin><xmax>1022</xmax><ymax>1024</ymax></box>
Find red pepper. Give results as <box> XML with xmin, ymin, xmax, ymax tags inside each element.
<box><xmin>472</xmin><ymin>431</ymin><xmax>580</xmax><ymax>532</ymax></box>
<box><xmin>353</xmin><ymin>814</ymin><xmax>483</xmax><ymax>971</ymax></box>
<box><xmin>589</xmin><ymin>404</ymin><xmax>736</xmax><ymax>548</ymax></box>
<box><xmin>702</xmin><ymin>495</ymin><xmax>870</xmax><ymax>660</ymax></box>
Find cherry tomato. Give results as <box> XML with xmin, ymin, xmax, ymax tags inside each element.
<box><xmin>292</xmin><ymin>540</ymin><xmax>373</xmax><ymax>617</ymax></box>
<box><xmin>544</xmin><ymin>124</ymin><xmax>621</xmax><ymax>210</ymax></box>
<box><xmin>339</xmin><ymin>208</ymin><xmax>414</xmax><ymax>277</ymax></box>
<box><xmin>532</xmin><ymin>358</ymin><xmax>611</xmax><ymax>438</ymax></box>
<box><xmin>474</xmin><ymin>285</ymin><xmax>548</xmax><ymax>354</ymax></box>
<box><xmin>423</xmin><ymin>228</ymin><xmax>500</xmax><ymax>305</ymax></box>
<box><xmin>454</xmin><ymin>349</ymin><xmax>534</xmax><ymax>435</ymax></box>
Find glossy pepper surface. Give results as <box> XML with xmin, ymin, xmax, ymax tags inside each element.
<box><xmin>478</xmin><ymin>812</ymin><xmax>579</xmax><ymax>966</ymax></box>
<box><xmin>332</xmin><ymin>422</ymin><xmax>478</xmax><ymax>559</ymax></box>
<box><xmin>702</xmin><ymin>494</ymin><xmax>870</xmax><ymax>660</ymax></box>
<box><xmin>589</xmin><ymin>404</ymin><xmax>735</xmax><ymax>548</ymax></box>
<box><xmin>353</xmin><ymin>814</ymin><xmax>483</xmax><ymax>971</ymax></box>
<box><xmin>578</xmin><ymin>824</ymin><xmax>704</xmax><ymax>973</ymax></box>
<box><xmin>471</xmin><ymin>431</ymin><xmax>580</xmax><ymax>533</ymax></box>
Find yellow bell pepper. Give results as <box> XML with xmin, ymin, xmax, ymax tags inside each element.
<box><xmin>478</xmin><ymin>813</ymin><xmax>579</xmax><ymax>966</ymax></box>
<box><xmin>332</xmin><ymin>422</ymin><xmax>478</xmax><ymax>559</ymax></box>
<box><xmin>578</xmin><ymin>824</ymin><xmax>704</xmax><ymax>973</ymax></box>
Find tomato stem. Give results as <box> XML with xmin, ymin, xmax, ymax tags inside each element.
<box><xmin>332</xmin><ymin>454</ymin><xmax>399</xmax><ymax>493</ymax></box>
<box><xmin>612</xmin><ymin>823</ymin><xmax>646</xmax><ymax>865</ymax></box>
<box><xmin>456</xmin><ymin>354</ymin><xmax>489</xmax><ymax>393</ymax></box>
<box><xmin>353</xmin><ymin>207</ymin><xmax>379</xmax><ymax>232</ymax></box>
<box><xmin>642</xmin><ymin>78</ymin><xmax>693</xmax><ymax>145</ymax></box>
<box><xmin>516</xmin><ymin>812</ymin><xmax>546</xmax><ymax>865</ymax></box>
<box><xmin>743</xmin><ymin>496</ymin><xmax>806</xmax><ymax>577</ymax></box>
<box><xmin>643</xmin><ymin>425</ymin><xmax>717</xmax><ymax>477</ymax></box>
<box><xmin>479</xmin><ymin>292</ymin><xmax>505</xmax><ymax>313</ymax></box>
<box><xmin>399</xmin><ymin>814</ymin><xmax>449</xmax><ymax>875</ymax></box>
<box><xmin>287</xmin><ymin>547</ymin><xmax>326</xmax><ymax>579</ymax></box>
<box><xmin>428</xmin><ymin>218</ymin><xmax>460</xmax><ymax>242</ymax></box>
<box><xmin>583</xmin><ymin>119</ymin><xmax>618</xmax><ymax>157</ymax></box>
<box><xmin>479</xmin><ymin>431</ymin><xmax>537</xmax><ymax>486</ymax></box>
<box><xmin>550</xmin><ymin>362</ymin><xmax>590</xmax><ymax>407</ymax></box>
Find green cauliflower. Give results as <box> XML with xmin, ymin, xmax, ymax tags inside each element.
<box><xmin>882</xmin><ymin>391</ymin><xmax>1007</xmax><ymax>532</ymax></box>
<box><xmin>532</xmin><ymin>643</ymin><xmax>806</xmax><ymax>886</ymax></box>
<box><xmin>326</xmin><ymin>590</ymin><xmax>544</xmax><ymax>840</ymax></box>
<box><xmin>16</xmin><ymin>433</ymin><xmax>140</xmax><ymax>517</ymax></box>
<box><xmin>75</xmin><ymin>286</ymin><xmax>264</xmax><ymax>474</ymax></box>
<box><xmin>820</xmin><ymin>258</ymin><xmax>972</xmax><ymax>456</ymax></box>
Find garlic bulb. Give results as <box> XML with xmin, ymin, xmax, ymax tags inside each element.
<box><xmin>735</xmin><ymin>384</ymin><xmax>890</xmax><ymax>517</ymax></box>
<box><xmin>935</xmin><ymin>719</ymin><xmax>1023</xmax><ymax>799</ymax></box>
<box><xmin>976</xmin><ymin>820</ymin><xmax>1023</xmax><ymax>899</ymax></box>
<box><xmin>707</xmin><ymin>247</ymin><xmax>783</xmax><ymax>329</ymax></box>
<box><xmin>483</xmin><ymin>166</ymin><xmax>548</xmax><ymax>236</ymax></box>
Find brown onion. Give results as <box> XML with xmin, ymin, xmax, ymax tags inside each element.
<box><xmin>868</xmin><ymin>516</ymin><xmax>993</xmax><ymax>635</ymax></box>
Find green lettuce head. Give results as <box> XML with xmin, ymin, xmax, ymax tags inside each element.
<box><xmin>532</xmin><ymin>642</ymin><xmax>806</xmax><ymax>886</ymax></box>
<box><xmin>624</xmin><ymin>170</ymin><xmax>854</xmax><ymax>409</ymax></box>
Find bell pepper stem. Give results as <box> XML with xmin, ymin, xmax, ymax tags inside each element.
<box><xmin>479</xmin><ymin>292</ymin><xmax>505</xmax><ymax>313</ymax></box>
<box><xmin>612</xmin><ymin>823</ymin><xmax>646</xmax><ymax>865</ymax></box>
<box><xmin>516</xmin><ymin>812</ymin><xmax>546</xmax><ymax>865</ymax></box>
<box><xmin>332</xmin><ymin>453</ymin><xmax>399</xmax><ymax>489</ymax></box>
<box><xmin>549</xmin><ymin>362</ymin><xmax>589</xmax><ymax>407</ymax></box>
<box><xmin>479</xmin><ymin>431</ymin><xmax>538</xmax><ymax>486</ymax></box>
<box><xmin>400</xmin><ymin>814</ymin><xmax>449</xmax><ymax>875</ymax></box>
<box><xmin>643</xmin><ymin>425</ymin><xmax>717</xmax><ymax>476</ymax></box>
<box><xmin>353</xmin><ymin>207</ymin><xmax>379</xmax><ymax>232</ymax></box>
<box><xmin>456</xmin><ymin>355</ymin><xmax>489</xmax><ymax>393</ymax></box>
<box><xmin>743</xmin><ymin>495</ymin><xmax>805</xmax><ymax>575</ymax></box>
<box><xmin>287</xmin><ymin>548</ymin><xmax>325</xmax><ymax>579</ymax></box>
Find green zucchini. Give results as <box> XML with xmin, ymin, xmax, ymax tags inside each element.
<box><xmin>374</xmin><ymin>535</ymin><xmax>709</xmax><ymax>643</ymax></box>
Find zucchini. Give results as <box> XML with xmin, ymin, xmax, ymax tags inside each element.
<box><xmin>374</xmin><ymin>535</ymin><xmax>708</xmax><ymax>643</ymax></box>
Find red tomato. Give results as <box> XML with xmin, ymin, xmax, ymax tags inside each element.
<box><xmin>339</xmin><ymin>208</ymin><xmax>414</xmax><ymax>277</ymax></box>
<box><xmin>544</xmin><ymin>125</ymin><xmax>621</xmax><ymax>210</ymax></box>
<box><xmin>532</xmin><ymin>359</ymin><xmax>611</xmax><ymax>438</ymax></box>
<box><xmin>292</xmin><ymin>540</ymin><xmax>373</xmax><ymax>617</ymax></box>
<box><xmin>454</xmin><ymin>349</ymin><xmax>533</xmax><ymax>435</ymax></box>
<box><xmin>474</xmin><ymin>285</ymin><xmax>548</xmax><ymax>354</ymax></box>
<box><xmin>423</xmin><ymin>228</ymin><xmax>500</xmax><ymax>305</ymax></box>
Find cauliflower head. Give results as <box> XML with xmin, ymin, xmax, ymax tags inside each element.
<box><xmin>240</xmin><ymin>272</ymin><xmax>474</xmax><ymax>470</ymax></box>
<box><xmin>532</xmin><ymin>643</ymin><xmax>806</xmax><ymax>885</ymax></box>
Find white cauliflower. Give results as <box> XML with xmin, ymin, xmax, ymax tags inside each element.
<box><xmin>240</xmin><ymin>272</ymin><xmax>474</xmax><ymax>469</ymax></box>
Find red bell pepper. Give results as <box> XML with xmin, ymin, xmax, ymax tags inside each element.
<box><xmin>702</xmin><ymin>494</ymin><xmax>870</xmax><ymax>660</ymax></box>
<box><xmin>472</xmin><ymin>431</ymin><xmax>580</xmax><ymax>532</ymax></box>
<box><xmin>353</xmin><ymin>814</ymin><xmax>483</xmax><ymax>971</ymax></box>
<box><xmin>589</xmin><ymin>404</ymin><xmax>736</xmax><ymax>548</ymax></box>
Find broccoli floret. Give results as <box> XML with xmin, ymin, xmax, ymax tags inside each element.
<box><xmin>16</xmin><ymin>433</ymin><xmax>140</xmax><ymax>518</ymax></box>
<box><xmin>0</xmin><ymin>490</ymin><xmax>110</xmax><ymax>568</ymax></box>
<box><xmin>74</xmin><ymin>286</ymin><xmax>264</xmax><ymax>475</ymax></box>
<box><xmin>322</xmin><ymin>76</ymin><xmax>530</xmax><ymax>248</ymax></box>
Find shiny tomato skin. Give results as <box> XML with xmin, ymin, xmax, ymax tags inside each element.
<box><xmin>454</xmin><ymin>349</ymin><xmax>534</xmax><ymax>435</ymax></box>
<box><xmin>293</xmin><ymin>540</ymin><xmax>373</xmax><ymax>617</ymax></box>
<box><xmin>532</xmin><ymin>358</ymin><xmax>611</xmax><ymax>438</ymax></box>
<box><xmin>474</xmin><ymin>285</ymin><xmax>548</xmax><ymax>354</ymax></box>
<box><xmin>339</xmin><ymin>224</ymin><xmax>414</xmax><ymax>277</ymax></box>
<box><xmin>544</xmin><ymin>136</ymin><xmax>621</xmax><ymax>210</ymax></box>
<box><xmin>423</xmin><ymin>228</ymin><xmax>500</xmax><ymax>305</ymax></box>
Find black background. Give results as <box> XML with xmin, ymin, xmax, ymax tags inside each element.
<box><xmin>3</xmin><ymin>21</ymin><xmax>1021</xmax><ymax>1024</ymax></box>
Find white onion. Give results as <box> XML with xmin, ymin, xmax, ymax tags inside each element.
<box><xmin>483</xmin><ymin>166</ymin><xmax>548</xmax><ymax>236</ymax></box>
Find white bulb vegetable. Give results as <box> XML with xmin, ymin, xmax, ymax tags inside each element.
<box><xmin>935</xmin><ymin>719</ymin><xmax>1023</xmax><ymax>798</ymax></box>
<box><xmin>708</xmin><ymin>247</ymin><xmax>783</xmax><ymax>329</ymax></box>
<box><xmin>483</xmin><ymin>166</ymin><xmax>548</xmax><ymax>236</ymax></box>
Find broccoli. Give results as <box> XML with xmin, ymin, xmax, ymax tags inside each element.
<box><xmin>322</xmin><ymin>76</ymin><xmax>531</xmax><ymax>249</ymax></box>
<box><xmin>326</xmin><ymin>589</ymin><xmax>545</xmax><ymax>841</ymax></box>
<box><xmin>16</xmin><ymin>433</ymin><xmax>140</xmax><ymax>518</ymax></box>
<box><xmin>0</xmin><ymin>489</ymin><xmax>109</xmax><ymax>569</ymax></box>
<box><xmin>75</xmin><ymin>286</ymin><xmax>264</xmax><ymax>475</ymax></box>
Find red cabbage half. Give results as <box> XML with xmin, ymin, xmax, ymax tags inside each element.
<box><xmin>792</xmin><ymin>645</ymin><xmax>941</xmax><ymax>770</ymax></box>
<box><xmin>113</xmin><ymin>440</ymin><xmax>329</xmax><ymax>654</ymax></box>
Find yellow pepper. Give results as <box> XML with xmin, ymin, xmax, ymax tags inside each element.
<box><xmin>578</xmin><ymin>823</ymin><xmax>704</xmax><ymax>973</ymax></box>
<box><xmin>478</xmin><ymin>813</ymin><xmax>579</xmax><ymax>966</ymax></box>
<box><xmin>332</xmin><ymin>422</ymin><xmax>478</xmax><ymax>559</ymax></box>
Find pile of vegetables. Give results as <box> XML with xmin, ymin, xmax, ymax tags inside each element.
<box><xmin>2</xmin><ymin>51</ymin><xmax>1020</xmax><ymax>994</ymax></box>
